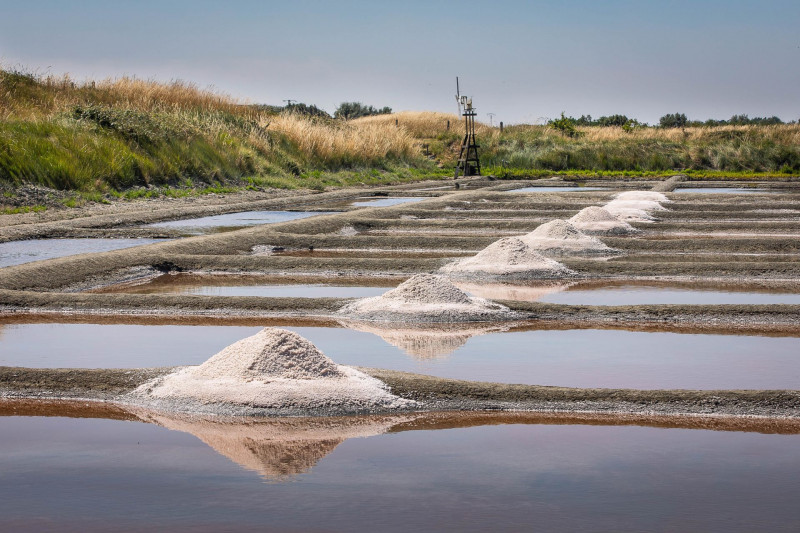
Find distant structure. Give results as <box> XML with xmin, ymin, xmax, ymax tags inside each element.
<box><xmin>454</xmin><ymin>77</ymin><xmax>481</xmax><ymax>178</ymax></box>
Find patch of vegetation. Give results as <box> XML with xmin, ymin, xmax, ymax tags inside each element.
<box><xmin>334</xmin><ymin>102</ymin><xmax>392</xmax><ymax>120</ymax></box>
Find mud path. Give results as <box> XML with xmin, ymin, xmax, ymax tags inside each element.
<box><xmin>1</xmin><ymin>365</ymin><xmax>798</xmax><ymax>419</ymax></box>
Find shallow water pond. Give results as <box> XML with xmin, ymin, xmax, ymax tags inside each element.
<box><xmin>456</xmin><ymin>281</ymin><xmax>800</xmax><ymax>306</ymax></box>
<box><xmin>100</xmin><ymin>273</ymin><xmax>395</xmax><ymax>297</ymax></box>
<box><xmin>0</xmin><ymin>238</ymin><xmax>166</xmax><ymax>268</ymax></box>
<box><xmin>145</xmin><ymin>210</ymin><xmax>334</xmax><ymax>235</ymax></box>
<box><xmin>674</xmin><ymin>187</ymin><xmax>769</xmax><ymax>194</ymax></box>
<box><xmin>350</xmin><ymin>197</ymin><xmax>426</xmax><ymax>207</ymax></box>
<box><xmin>0</xmin><ymin>413</ymin><xmax>798</xmax><ymax>532</ymax></box>
<box><xmin>509</xmin><ymin>186</ymin><xmax>607</xmax><ymax>192</ymax></box>
<box><xmin>1</xmin><ymin>322</ymin><xmax>798</xmax><ymax>390</ymax></box>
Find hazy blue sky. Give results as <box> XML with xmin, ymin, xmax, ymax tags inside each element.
<box><xmin>1</xmin><ymin>0</ymin><xmax>798</xmax><ymax>124</ymax></box>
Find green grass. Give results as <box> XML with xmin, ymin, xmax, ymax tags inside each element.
<box><xmin>1</xmin><ymin>204</ymin><xmax>46</xmax><ymax>214</ymax></box>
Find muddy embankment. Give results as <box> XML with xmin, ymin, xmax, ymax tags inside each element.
<box><xmin>1</xmin><ymin>365</ymin><xmax>799</xmax><ymax>420</ymax></box>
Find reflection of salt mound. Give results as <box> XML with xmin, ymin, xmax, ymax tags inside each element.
<box><xmin>339</xmin><ymin>319</ymin><xmax>507</xmax><ymax>359</ymax></box>
<box><xmin>338</xmin><ymin>274</ymin><xmax>513</xmax><ymax>322</ymax></box>
<box><xmin>440</xmin><ymin>237</ymin><xmax>575</xmax><ymax>280</ymax></box>
<box><xmin>138</xmin><ymin>411</ymin><xmax>410</xmax><ymax>480</ymax></box>
<box><xmin>132</xmin><ymin>328</ymin><xmax>414</xmax><ymax>414</ymax></box>
<box><xmin>568</xmin><ymin>206</ymin><xmax>637</xmax><ymax>235</ymax></box>
<box><xmin>453</xmin><ymin>281</ymin><xmax>573</xmax><ymax>302</ymax></box>
<box><xmin>520</xmin><ymin>220</ymin><xmax>616</xmax><ymax>255</ymax></box>
<box><xmin>615</xmin><ymin>191</ymin><xmax>671</xmax><ymax>203</ymax></box>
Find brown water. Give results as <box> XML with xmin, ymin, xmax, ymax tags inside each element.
<box><xmin>456</xmin><ymin>280</ymin><xmax>800</xmax><ymax>305</ymax></box>
<box><xmin>99</xmin><ymin>273</ymin><xmax>397</xmax><ymax>297</ymax></box>
<box><xmin>1</xmin><ymin>322</ymin><xmax>798</xmax><ymax>390</ymax></box>
<box><xmin>1</xmin><ymin>409</ymin><xmax>798</xmax><ymax>532</ymax></box>
<box><xmin>0</xmin><ymin>238</ymin><xmax>167</xmax><ymax>268</ymax></box>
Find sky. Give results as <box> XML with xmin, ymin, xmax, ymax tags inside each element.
<box><xmin>1</xmin><ymin>0</ymin><xmax>798</xmax><ymax>124</ymax></box>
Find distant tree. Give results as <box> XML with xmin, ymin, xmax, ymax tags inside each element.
<box><xmin>334</xmin><ymin>102</ymin><xmax>392</xmax><ymax>120</ymax></box>
<box><xmin>595</xmin><ymin>114</ymin><xmax>630</xmax><ymax>127</ymax></box>
<box><xmin>659</xmin><ymin>113</ymin><xmax>688</xmax><ymax>128</ymax></box>
<box><xmin>284</xmin><ymin>102</ymin><xmax>331</xmax><ymax>119</ymax></box>
<box><xmin>549</xmin><ymin>112</ymin><xmax>583</xmax><ymax>138</ymax></box>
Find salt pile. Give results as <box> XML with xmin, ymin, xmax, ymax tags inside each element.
<box><xmin>603</xmin><ymin>204</ymin><xmax>656</xmax><ymax>222</ymax></box>
<box><xmin>519</xmin><ymin>219</ymin><xmax>616</xmax><ymax>255</ymax></box>
<box><xmin>440</xmin><ymin>237</ymin><xmax>575</xmax><ymax>280</ymax></box>
<box><xmin>604</xmin><ymin>196</ymin><xmax>667</xmax><ymax>223</ymax></box>
<box><xmin>615</xmin><ymin>190</ymin><xmax>671</xmax><ymax>203</ymax></box>
<box><xmin>131</xmin><ymin>328</ymin><xmax>415</xmax><ymax>414</ymax></box>
<box><xmin>568</xmin><ymin>206</ymin><xmax>637</xmax><ymax>235</ymax></box>
<box><xmin>338</xmin><ymin>273</ymin><xmax>513</xmax><ymax>322</ymax></box>
<box><xmin>605</xmin><ymin>199</ymin><xmax>668</xmax><ymax>212</ymax></box>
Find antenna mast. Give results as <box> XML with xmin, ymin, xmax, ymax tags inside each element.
<box><xmin>454</xmin><ymin>79</ymin><xmax>481</xmax><ymax>178</ymax></box>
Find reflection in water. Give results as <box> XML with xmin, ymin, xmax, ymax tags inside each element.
<box><xmin>454</xmin><ymin>281</ymin><xmax>573</xmax><ymax>301</ymax></box>
<box><xmin>4</xmin><ymin>400</ymin><xmax>800</xmax><ymax>488</ymax></box>
<box><xmin>135</xmin><ymin>410</ymin><xmax>413</xmax><ymax>480</ymax></box>
<box><xmin>339</xmin><ymin>320</ymin><xmax>510</xmax><ymax>359</ymax></box>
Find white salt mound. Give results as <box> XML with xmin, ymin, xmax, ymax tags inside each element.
<box><xmin>568</xmin><ymin>206</ymin><xmax>637</xmax><ymax>235</ymax></box>
<box><xmin>440</xmin><ymin>237</ymin><xmax>575</xmax><ymax>279</ymax></box>
<box><xmin>604</xmin><ymin>199</ymin><xmax>667</xmax><ymax>212</ymax></box>
<box><xmin>615</xmin><ymin>191</ymin><xmax>671</xmax><ymax>203</ymax></box>
<box><xmin>604</xmin><ymin>204</ymin><xmax>657</xmax><ymax>223</ymax></box>
<box><xmin>132</xmin><ymin>328</ymin><xmax>414</xmax><ymax>413</ymax></box>
<box><xmin>338</xmin><ymin>274</ymin><xmax>512</xmax><ymax>322</ymax></box>
<box><xmin>519</xmin><ymin>219</ymin><xmax>616</xmax><ymax>255</ymax></box>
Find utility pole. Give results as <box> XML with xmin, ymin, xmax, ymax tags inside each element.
<box><xmin>487</xmin><ymin>113</ymin><xmax>495</xmax><ymax>127</ymax></box>
<box><xmin>283</xmin><ymin>99</ymin><xmax>296</xmax><ymax>107</ymax></box>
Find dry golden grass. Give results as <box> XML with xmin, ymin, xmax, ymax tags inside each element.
<box><xmin>265</xmin><ymin>112</ymin><xmax>417</xmax><ymax>163</ymax></box>
<box><xmin>354</xmin><ymin>111</ymin><xmax>494</xmax><ymax>138</ymax></box>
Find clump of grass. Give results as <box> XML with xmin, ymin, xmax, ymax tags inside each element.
<box><xmin>0</xmin><ymin>204</ymin><xmax>46</xmax><ymax>215</ymax></box>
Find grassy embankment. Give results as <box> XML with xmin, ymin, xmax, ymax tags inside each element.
<box><xmin>358</xmin><ymin>112</ymin><xmax>800</xmax><ymax>179</ymax></box>
<box><xmin>2</xmin><ymin>68</ymin><xmax>798</xmax><ymax>211</ymax></box>
<box><xmin>0</xmin><ymin>68</ymin><xmax>439</xmax><ymax>209</ymax></box>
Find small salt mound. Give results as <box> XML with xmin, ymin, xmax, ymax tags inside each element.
<box><xmin>520</xmin><ymin>219</ymin><xmax>616</xmax><ymax>255</ymax></box>
<box><xmin>382</xmin><ymin>273</ymin><xmax>472</xmax><ymax>304</ymax></box>
<box><xmin>338</xmin><ymin>274</ymin><xmax>513</xmax><ymax>322</ymax></box>
<box><xmin>604</xmin><ymin>204</ymin><xmax>657</xmax><ymax>223</ymax></box>
<box><xmin>615</xmin><ymin>191</ymin><xmax>671</xmax><ymax>203</ymax></box>
<box><xmin>568</xmin><ymin>206</ymin><xmax>637</xmax><ymax>235</ymax></box>
<box><xmin>605</xmin><ymin>199</ymin><xmax>667</xmax><ymax>212</ymax></box>
<box><xmin>132</xmin><ymin>328</ymin><xmax>414</xmax><ymax>414</ymax></box>
<box><xmin>440</xmin><ymin>237</ymin><xmax>575</xmax><ymax>279</ymax></box>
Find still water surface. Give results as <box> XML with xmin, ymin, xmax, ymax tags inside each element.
<box><xmin>0</xmin><ymin>414</ymin><xmax>798</xmax><ymax>532</ymax></box>
<box><xmin>1</xmin><ymin>323</ymin><xmax>797</xmax><ymax>389</ymax></box>
<box><xmin>510</xmin><ymin>186</ymin><xmax>606</xmax><ymax>193</ymax></box>
<box><xmin>0</xmin><ymin>238</ymin><xmax>165</xmax><ymax>268</ymax></box>
<box><xmin>146</xmin><ymin>210</ymin><xmax>333</xmax><ymax>235</ymax></box>
<box><xmin>350</xmin><ymin>197</ymin><xmax>426</xmax><ymax>207</ymax></box>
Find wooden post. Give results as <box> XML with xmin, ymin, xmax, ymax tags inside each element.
<box><xmin>447</xmin><ymin>120</ymin><xmax>450</xmax><ymax>131</ymax></box>
<box><xmin>395</xmin><ymin>119</ymin><xmax>398</xmax><ymax>126</ymax></box>
<box><xmin>500</xmin><ymin>121</ymin><xmax>504</xmax><ymax>133</ymax></box>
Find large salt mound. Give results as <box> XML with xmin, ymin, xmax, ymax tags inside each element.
<box><xmin>568</xmin><ymin>206</ymin><xmax>637</xmax><ymax>235</ymax></box>
<box><xmin>440</xmin><ymin>237</ymin><xmax>575</xmax><ymax>279</ymax></box>
<box><xmin>615</xmin><ymin>191</ymin><xmax>671</xmax><ymax>203</ymax></box>
<box><xmin>131</xmin><ymin>328</ymin><xmax>415</xmax><ymax>414</ymax></box>
<box><xmin>338</xmin><ymin>274</ymin><xmax>514</xmax><ymax>322</ymax></box>
<box><xmin>519</xmin><ymin>219</ymin><xmax>616</xmax><ymax>255</ymax></box>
